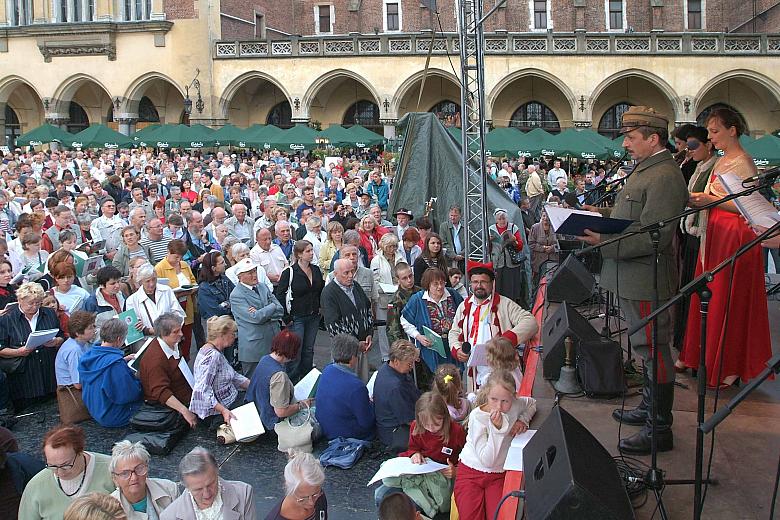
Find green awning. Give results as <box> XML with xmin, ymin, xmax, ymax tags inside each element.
<box><xmin>243</xmin><ymin>124</ymin><xmax>281</xmax><ymax>149</ymax></box>
<box><xmin>346</xmin><ymin>124</ymin><xmax>385</xmax><ymax>146</ymax></box>
<box><xmin>211</xmin><ymin>124</ymin><xmax>248</xmax><ymax>147</ymax></box>
<box><xmin>484</xmin><ymin>127</ymin><xmax>525</xmax><ymax>157</ymax></box>
<box><xmin>744</xmin><ymin>135</ymin><xmax>780</xmax><ymax>167</ymax></box>
<box><xmin>551</xmin><ymin>128</ymin><xmax>614</xmax><ymax>160</ymax></box>
<box><xmin>319</xmin><ymin>125</ymin><xmax>362</xmax><ymax>148</ymax></box>
<box><xmin>16</xmin><ymin>124</ymin><xmax>73</xmax><ymax>147</ymax></box>
<box><xmin>268</xmin><ymin>124</ymin><xmax>321</xmax><ymax>152</ymax></box>
<box><xmin>69</xmin><ymin>124</ymin><xmax>135</xmax><ymax>149</ymax></box>
<box><xmin>148</xmin><ymin>124</ymin><xmax>217</xmax><ymax>148</ymax></box>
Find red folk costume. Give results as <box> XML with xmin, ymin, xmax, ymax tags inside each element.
<box><xmin>680</xmin><ymin>153</ymin><xmax>772</xmax><ymax>386</ymax></box>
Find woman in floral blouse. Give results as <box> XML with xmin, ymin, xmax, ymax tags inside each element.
<box><xmin>399</xmin><ymin>268</ymin><xmax>464</xmax><ymax>379</ymax></box>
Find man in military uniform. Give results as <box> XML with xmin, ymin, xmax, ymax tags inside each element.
<box><xmin>579</xmin><ymin>106</ymin><xmax>688</xmax><ymax>455</ymax></box>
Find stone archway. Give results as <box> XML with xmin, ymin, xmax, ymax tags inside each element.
<box><xmin>303</xmin><ymin>69</ymin><xmax>381</xmax><ymax>129</ymax></box>
<box><xmin>489</xmin><ymin>69</ymin><xmax>575</xmax><ymax>129</ymax></box>
<box><xmin>694</xmin><ymin>71</ymin><xmax>780</xmax><ymax>136</ymax></box>
<box><xmin>220</xmin><ymin>71</ymin><xmax>292</xmax><ymax>127</ymax></box>
<box><xmin>590</xmin><ymin>70</ymin><xmax>677</xmax><ymax>131</ymax></box>
<box><xmin>0</xmin><ymin>76</ymin><xmax>44</xmax><ymax>144</ymax></box>
<box><xmin>123</xmin><ymin>72</ymin><xmax>186</xmax><ymax>131</ymax></box>
<box><xmin>52</xmin><ymin>74</ymin><xmax>113</xmax><ymax>129</ymax></box>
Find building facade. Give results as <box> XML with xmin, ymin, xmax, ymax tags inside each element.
<box><xmin>0</xmin><ymin>0</ymin><xmax>778</xmax><ymax>145</ymax></box>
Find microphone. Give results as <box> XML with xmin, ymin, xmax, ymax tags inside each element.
<box><xmin>740</xmin><ymin>166</ymin><xmax>780</xmax><ymax>185</ymax></box>
<box><xmin>461</xmin><ymin>342</ymin><xmax>472</xmax><ymax>355</ymax></box>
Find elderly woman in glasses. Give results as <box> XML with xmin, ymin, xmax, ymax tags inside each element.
<box><xmin>18</xmin><ymin>424</ymin><xmax>115</xmax><ymax>520</ymax></box>
<box><xmin>0</xmin><ymin>281</ymin><xmax>64</xmax><ymax>404</ymax></box>
<box><xmin>266</xmin><ymin>452</ymin><xmax>327</xmax><ymax>520</ymax></box>
<box><xmin>160</xmin><ymin>446</ymin><xmax>255</xmax><ymax>520</ymax></box>
<box><xmin>109</xmin><ymin>440</ymin><xmax>179</xmax><ymax>520</ymax></box>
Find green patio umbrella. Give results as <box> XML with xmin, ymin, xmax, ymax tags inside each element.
<box><xmin>269</xmin><ymin>124</ymin><xmax>321</xmax><ymax>152</ymax></box>
<box><xmin>484</xmin><ymin>127</ymin><xmax>525</xmax><ymax>157</ymax></box>
<box><xmin>447</xmin><ymin>126</ymin><xmax>462</xmax><ymax>143</ymax></box>
<box><xmin>243</xmin><ymin>124</ymin><xmax>281</xmax><ymax>149</ymax></box>
<box><xmin>132</xmin><ymin>124</ymin><xmax>161</xmax><ymax>146</ymax></box>
<box><xmin>346</xmin><ymin>124</ymin><xmax>385</xmax><ymax>146</ymax></box>
<box><xmin>521</xmin><ymin>128</ymin><xmax>557</xmax><ymax>157</ymax></box>
<box><xmin>16</xmin><ymin>124</ymin><xmax>73</xmax><ymax>147</ymax></box>
<box><xmin>149</xmin><ymin>124</ymin><xmax>217</xmax><ymax>148</ymax></box>
<box><xmin>739</xmin><ymin>134</ymin><xmax>755</xmax><ymax>147</ymax></box>
<box><xmin>211</xmin><ymin>124</ymin><xmax>247</xmax><ymax>147</ymax></box>
<box><xmin>552</xmin><ymin>128</ymin><xmax>613</xmax><ymax>160</ymax></box>
<box><xmin>319</xmin><ymin>125</ymin><xmax>361</xmax><ymax>148</ymax></box>
<box><xmin>69</xmin><ymin>124</ymin><xmax>135</xmax><ymax>149</ymax></box>
<box><xmin>744</xmin><ymin>135</ymin><xmax>780</xmax><ymax>167</ymax></box>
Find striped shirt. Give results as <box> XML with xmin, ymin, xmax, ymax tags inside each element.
<box><xmin>140</xmin><ymin>236</ymin><xmax>173</xmax><ymax>265</ymax></box>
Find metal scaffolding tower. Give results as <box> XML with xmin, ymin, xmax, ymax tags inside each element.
<box><xmin>458</xmin><ymin>0</ymin><xmax>490</xmax><ymax>263</ymax></box>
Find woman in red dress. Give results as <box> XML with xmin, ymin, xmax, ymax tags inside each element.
<box><xmin>680</xmin><ymin>107</ymin><xmax>772</xmax><ymax>388</ymax></box>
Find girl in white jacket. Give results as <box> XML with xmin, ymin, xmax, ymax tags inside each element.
<box><xmin>454</xmin><ymin>370</ymin><xmax>536</xmax><ymax>520</ymax></box>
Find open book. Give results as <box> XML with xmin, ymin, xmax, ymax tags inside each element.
<box><xmin>718</xmin><ymin>172</ymin><xmax>780</xmax><ymax>228</ymax></box>
<box><xmin>545</xmin><ymin>205</ymin><xmax>633</xmax><ymax>236</ymax></box>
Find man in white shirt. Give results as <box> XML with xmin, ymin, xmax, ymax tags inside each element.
<box><xmin>547</xmin><ymin>160</ymin><xmax>567</xmax><ymax>189</ymax></box>
<box><xmin>90</xmin><ymin>199</ymin><xmax>125</xmax><ymax>260</ymax></box>
<box><xmin>249</xmin><ymin>227</ymin><xmax>289</xmax><ymax>285</ymax></box>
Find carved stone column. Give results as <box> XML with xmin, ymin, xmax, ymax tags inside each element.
<box><xmin>380</xmin><ymin>119</ymin><xmax>397</xmax><ymax>139</ymax></box>
<box><xmin>116</xmin><ymin>117</ymin><xmax>138</xmax><ymax>136</ymax></box>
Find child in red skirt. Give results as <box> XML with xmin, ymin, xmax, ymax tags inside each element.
<box><xmin>454</xmin><ymin>370</ymin><xmax>536</xmax><ymax>520</ymax></box>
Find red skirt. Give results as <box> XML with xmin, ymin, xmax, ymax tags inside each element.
<box><xmin>681</xmin><ymin>208</ymin><xmax>772</xmax><ymax>386</ymax></box>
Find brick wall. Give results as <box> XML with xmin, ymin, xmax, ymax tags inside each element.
<box><xmin>218</xmin><ymin>0</ymin><xmax>780</xmax><ymax>38</ymax></box>
<box><xmin>164</xmin><ymin>0</ymin><xmax>197</xmax><ymax>19</ymax></box>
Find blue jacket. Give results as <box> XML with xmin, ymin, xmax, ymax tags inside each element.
<box><xmin>197</xmin><ymin>275</ymin><xmax>235</xmax><ymax>320</ymax></box>
<box><xmin>373</xmin><ymin>362</ymin><xmax>420</xmax><ymax>447</ymax></box>
<box><xmin>365</xmin><ymin>180</ymin><xmax>390</xmax><ymax>210</ymax></box>
<box><xmin>401</xmin><ymin>289</ymin><xmax>464</xmax><ymax>373</ymax></box>
<box><xmin>315</xmin><ymin>363</ymin><xmax>375</xmax><ymax>441</ymax></box>
<box><xmin>78</xmin><ymin>346</ymin><xmax>143</xmax><ymax>428</ymax></box>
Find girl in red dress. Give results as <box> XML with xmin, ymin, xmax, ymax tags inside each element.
<box><xmin>681</xmin><ymin>107</ymin><xmax>772</xmax><ymax>388</ymax></box>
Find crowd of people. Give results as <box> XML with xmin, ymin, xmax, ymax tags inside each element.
<box><xmin>0</xmin><ymin>104</ymin><xmax>776</xmax><ymax>519</ymax></box>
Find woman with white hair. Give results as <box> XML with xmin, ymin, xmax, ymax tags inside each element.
<box><xmin>224</xmin><ymin>242</ymin><xmax>272</xmax><ymax>290</ymax></box>
<box><xmin>371</xmin><ymin>233</ymin><xmax>402</xmax><ymax>362</ymax></box>
<box><xmin>160</xmin><ymin>447</ymin><xmax>255</xmax><ymax>520</ymax></box>
<box><xmin>266</xmin><ymin>452</ymin><xmax>327</xmax><ymax>520</ymax></box>
<box><xmin>488</xmin><ymin>208</ymin><xmax>529</xmax><ymax>309</ymax></box>
<box><xmin>109</xmin><ymin>440</ymin><xmax>180</xmax><ymax>519</ymax></box>
<box><xmin>301</xmin><ymin>216</ymin><xmax>325</xmax><ymax>266</ymax></box>
<box><xmin>125</xmin><ymin>263</ymin><xmax>185</xmax><ymax>339</ymax></box>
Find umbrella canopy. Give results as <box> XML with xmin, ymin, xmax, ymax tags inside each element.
<box><xmin>447</xmin><ymin>126</ymin><xmax>462</xmax><ymax>143</ymax></box>
<box><xmin>319</xmin><ymin>125</ymin><xmax>362</xmax><ymax>148</ymax></box>
<box><xmin>149</xmin><ymin>124</ymin><xmax>217</xmax><ymax>148</ymax></box>
<box><xmin>346</xmin><ymin>124</ymin><xmax>385</xmax><ymax>146</ymax></box>
<box><xmin>484</xmin><ymin>127</ymin><xmax>525</xmax><ymax>157</ymax></box>
<box><xmin>243</xmin><ymin>124</ymin><xmax>281</xmax><ymax>149</ymax></box>
<box><xmin>269</xmin><ymin>124</ymin><xmax>321</xmax><ymax>152</ymax></box>
<box><xmin>69</xmin><ymin>124</ymin><xmax>135</xmax><ymax>149</ymax></box>
<box><xmin>522</xmin><ymin>128</ymin><xmax>557</xmax><ymax>157</ymax></box>
<box><xmin>16</xmin><ymin>124</ymin><xmax>73</xmax><ymax>147</ymax></box>
<box><xmin>552</xmin><ymin>128</ymin><xmax>613</xmax><ymax>160</ymax></box>
<box><xmin>211</xmin><ymin>124</ymin><xmax>247</xmax><ymax>147</ymax></box>
<box><xmin>744</xmin><ymin>135</ymin><xmax>780</xmax><ymax>167</ymax></box>
<box><xmin>132</xmin><ymin>124</ymin><xmax>161</xmax><ymax>146</ymax></box>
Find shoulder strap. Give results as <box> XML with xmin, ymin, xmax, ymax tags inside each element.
<box><xmin>285</xmin><ymin>265</ymin><xmax>295</xmax><ymax>313</ymax></box>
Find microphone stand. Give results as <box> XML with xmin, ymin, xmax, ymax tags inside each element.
<box><xmin>573</xmin><ymin>177</ymin><xmax>778</xmax><ymax>520</ymax></box>
<box><xmin>628</xmin><ymin>219</ymin><xmax>780</xmax><ymax>520</ymax></box>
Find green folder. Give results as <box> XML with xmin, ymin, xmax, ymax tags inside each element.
<box><xmin>117</xmin><ymin>309</ymin><xmax>144</xmax><ymax>345</ymax></box>
<box><xmin>422</xmin><ymin>326</ymin><xmax>448</xmax><ymax>358</ymax></box>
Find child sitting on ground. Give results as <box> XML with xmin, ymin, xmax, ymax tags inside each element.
<box><xmin>454</xmin><ymin>370</ymin><xmax>536</xmax><ymax>520</ymax></box>
<box><xmin>433</xmin><ymin>364</ymin><xmax>471</xmax><ymax>424</ymax></box>
<box><xmin>375</xmin><ymin>392</ymin><xmax>466</xmax><ymax>517</ymax></box>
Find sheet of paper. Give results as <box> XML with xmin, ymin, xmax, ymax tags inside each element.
<box><xmin>545</xmin><ymin>205</ymin><xmax>602</xmax><ymax>232</ymax></box>
<box><xmin>178</xmin><ymin>358</ymin><xmax>195</xmax><ymax>389</ymax></box>
<box><xmin>367</xmin><ymin>457</ymin><xmax>448</xmax><ymax>486</ymax></box>
<box><xmin>294</xmin><ymin>367</ymin><xmax>322</xmax><ymax>401</ymax></box>
<box><xmin>379</xmin><ymin>282</ymin><xmax>398</xmax><ymax>294</ymax></box>
<box><xmin>718</xmin><ymin>172</ymin><xmax>780</xmax><ymax>228</ymax></box>
<box><xmin>25</xmin><ymin>329</ymin><xmax>59</xmax><ymax>350</ymax></box>
<box><xmin>366</xmin><ymin>371</ymin><xmax>378</xmax><ymax>400</ymax></box>
<box><xmin>466</xmin><ymin>342</ymin><xmax>489</xmax><ymax>368</ymax></box>
<box><xmin>229</xmin><ymin>402</ymin><xmax>265</xmax><ymax>441</ymax></box>
<box><xmin>503</xmin><ymin>430</ymin><xmax>538</xmax><ymax>472</ymax></box>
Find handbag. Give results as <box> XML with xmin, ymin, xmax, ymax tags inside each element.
<box><xmin>275</xmin><ymin>402</ymin><xmax>318</xmax><ymax>453</ymax></box>
<box><xmin>318</xmin><ymin>437</ymin><xmax>372</xmax><ymax>469</ymax></box>
<box><xmin>125</xmin><ymin>428</ymin><xmax>188</xmax><ymax>456</ymax></box>
<box><xmin>56</xmin><ymin>385</ymin><xmax>91</xmax><ymax>424</ymax></box>
<box><xmin>129</xmin><ymin>403</ymin><xmax>184</xmax><ymax>432</ymax></box>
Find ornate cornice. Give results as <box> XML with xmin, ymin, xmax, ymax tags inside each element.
<box><xmin>39</xmin><ymin>42</ymin><xmax>116</xmax><ymax>62</ymax></box>
<box><xmin>0</xmin><ymin>20</ymin><xmax>173</xmax><ymax>39</ymax></box>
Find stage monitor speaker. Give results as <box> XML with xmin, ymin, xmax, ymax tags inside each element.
<box><xmin>547</xmin><ymin>255</ymin><xmax>596</xmax><ymax>304</ymax></box>
<box><xmin>542</xmin><ymin>302</ymin><xmax>600</xmax><ymax>380</ymax></box>
<box><xmin>523</xmin><ymin>406</ymin><xmax>635</xmax><ymax>520</ymax></box>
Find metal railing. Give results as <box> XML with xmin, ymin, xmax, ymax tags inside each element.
<box><xmin>214</xmin><ymin>31</ymin><xmax>780</xmax><ymax>58</ymax></box>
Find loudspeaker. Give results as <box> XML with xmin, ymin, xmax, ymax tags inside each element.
<box><xmin>547</xmin><ymin>255</ymin><xmax>596</xmax><ymax>304</ymax></box>
<box><xmin>523</xmin><ymin>406</ymin><xmax>635</xmax><ymax>520</ymax></box>
<box><xmin>542</xmin><ymin>302</ymin><xmax>600</xmax><ymax>380</ymax></box>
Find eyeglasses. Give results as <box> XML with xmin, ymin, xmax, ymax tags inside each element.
<box><xmin>295</xmin><ymin>490</ymin><xmax>324</xmax><ymax>504</ymax></box>
<box><xmin>112</xmin><ymin>463</ymin><xmax>149</xmax><ymax>480</ymax></box>
<box><xmin>46</xmin><ymin>453</ymin><xmax>78</xmax><ymax>471</ymax></box>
